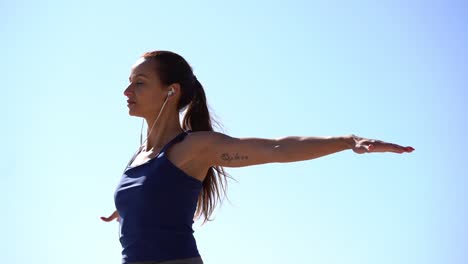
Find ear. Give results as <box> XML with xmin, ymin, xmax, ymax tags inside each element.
<box><xmin>168</xmin><ymin>83</ymin><xmax>181</xmax><ymax>96</ymax></box>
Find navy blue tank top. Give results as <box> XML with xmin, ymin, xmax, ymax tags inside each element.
<box><xmin>114</xmin><ymin>130</ymin><xmax>203</xmax><ymax>264</ymax></box>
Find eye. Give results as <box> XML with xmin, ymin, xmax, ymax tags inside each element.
<box><xmin>136</xmin><ymin>81</ymin><xmax>143</xmax><ymax>86</ymax></box>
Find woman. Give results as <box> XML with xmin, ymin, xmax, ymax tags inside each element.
<box><xmin>100</xmin><ymin>50</ymin><xmax>415</xmax><ymax>264</ymax></box>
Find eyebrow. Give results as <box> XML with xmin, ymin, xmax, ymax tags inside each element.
<box><xmin>129</xmin><ymin>73</ymin><xmax>149</xmax><ymax>82</ymax></box>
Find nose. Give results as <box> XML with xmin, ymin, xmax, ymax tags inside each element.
<box><xmin>123</xmin><ymin>85</ymin><xmax>134</xmax><ymax>97</ymax></box>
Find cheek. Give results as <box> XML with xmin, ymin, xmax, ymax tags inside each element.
<box><xmin>137</xmin><ymin>95</ymin><xmax>163</xmax><ymax>112</ymax></box>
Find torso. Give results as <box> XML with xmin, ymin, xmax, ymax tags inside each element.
<box><xmin>128</xmin><ymin>133</ymin><xmax>209</xmax><ymax>182</ymax></box>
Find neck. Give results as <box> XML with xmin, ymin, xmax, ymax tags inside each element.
<box><xmin>143</xmin><ymin>109</ymin><xmax>184</xmax><ymax>152</ymax></box>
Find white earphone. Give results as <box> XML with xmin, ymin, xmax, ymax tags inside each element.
<box><xmin>168</xmin><ymin>87</ymin><xmax>175</xmax><ymax>97</ymax></box>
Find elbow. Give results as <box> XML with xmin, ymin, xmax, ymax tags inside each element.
<box><xmin>271</xmin><ymin>143</ymin><xmax>294</xmax><ymax>163</ymax></box>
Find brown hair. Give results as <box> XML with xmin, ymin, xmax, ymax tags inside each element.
<box><xmin>141</xmin><ymin>50</ymin><xmax>236</xmax><ymax>225</ymax></box>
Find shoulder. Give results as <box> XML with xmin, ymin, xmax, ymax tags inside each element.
<box><xmin>184</xmin><ymin>130</ymin><xmax>238</xmax><ymax>158</ymax></box>
<box><xmin>185</xmin><ymin>131</ymin><xmax>233</xmax><ymax>149</ymax></box>
<box><xmin>181</xmin><ymin>131</ymin><xmax>231</xmax><ymax>167</ymax></box>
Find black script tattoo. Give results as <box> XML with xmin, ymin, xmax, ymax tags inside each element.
<box><xmin>220</xmin><ymin>153</ymin><xmax>249</xmax><ymax>162</ymax></box>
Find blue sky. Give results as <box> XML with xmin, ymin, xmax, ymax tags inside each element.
<box><xmin>2</xmin><ymin>0</ymin><xmax>467</xmax><ymax>263</ymax></box>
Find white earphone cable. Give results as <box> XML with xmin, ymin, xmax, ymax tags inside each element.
<box><xmin>118</xmin><ymin>89</ymin><xmax>173</xmax><ymax>241</ymax></box>
<box><xmin>140</xmin><ymin>92</ymin><xmax>173</xmax><ymax>151</ymax></box>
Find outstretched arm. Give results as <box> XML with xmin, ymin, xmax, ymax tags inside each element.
<box><xmin>267</xmin><ymin>135</ymin><xmax>353</xmax><ymax>162</ymax></box>
<box><xmin>194</xmin><ymin>132</ymin><xmax>414</xmax><ymax>168</ymax></box>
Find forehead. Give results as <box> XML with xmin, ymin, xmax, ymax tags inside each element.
<box><xmin>129</xmin><ymin>57</ymin><xmax>156</xmax><ymax>78</ymax></box>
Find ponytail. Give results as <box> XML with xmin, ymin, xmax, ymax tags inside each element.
<box><xmin>181</xmin><ymin>76</ymin><xmax>211</xmax><ymax>132</ymax></box>
<box><xmin>182</xmin><ymin>75</ymin><xmax>236</xmax><ymax>225</ymax></box>
<box><xmin>141</xmin><ymin>50</ymin><xmax>236</xmax><ymax>225</ymax></box>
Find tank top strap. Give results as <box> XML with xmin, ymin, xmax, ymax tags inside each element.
<box><xmin>124</xmin><ymin>130</ymin><xmax>192</xmax><ymax>170</ymax></box>
<box><xmin>159</xmin><ymin>130</ymin><xmax>192</xmax><ymax>154</ymax></box>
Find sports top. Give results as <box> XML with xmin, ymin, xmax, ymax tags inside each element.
<box><xmin>114</xmin><ymin>130</ymin><xmax>203</xmax><ymax>264</ymax></box>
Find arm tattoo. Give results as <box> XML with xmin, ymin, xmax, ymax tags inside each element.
<box><xmin>220</xmin><ymin>153</ymin><xmax>249</xmax><ymax>162</ymax></box>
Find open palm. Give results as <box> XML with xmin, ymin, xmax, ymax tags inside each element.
<box><xmin>350</xmin><ymin>134</ymin><xmax>415</xmax><ymax>154</ymax></box>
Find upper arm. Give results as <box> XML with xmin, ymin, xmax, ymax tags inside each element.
<box><xmin>191</xmin><ymin>131</ymin><xmax>281</xmax><ymax>168</ymax></box>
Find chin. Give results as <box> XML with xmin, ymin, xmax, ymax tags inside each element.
<box><xmin>127</xmin><ymin>109</ymin><xmax>138</xmax><ymax>117</ymax></box>
<box><xmin>128</xmin><ymin>112</ymin><xmax>141</xmax><ymax>117</ymax></box>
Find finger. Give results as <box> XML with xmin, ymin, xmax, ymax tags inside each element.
<box><xmin>397</xmin><ymin>144</ymin><xmax>413</xmax><ymax>153</ymax></box>
<box><xmin>392</xmin><ymin>144</ymin><xmax>415</xmax><ymax>153</ymax></box>
<box><xmin>398</xmin><ymin>146</ymin><xmax>410</xmax><ymax>153</ymax></box>
<box><xmin>386</xmin><ymin>143</ymin><xmax>404</xmax><ymax>153</ymax></box>
<box><xmin>100</xmin><ymin>216</ymin><xmax>115</xmax><ymax>222</ymax></box>
<box><xmin>405</xmin><ymin>146</ymin><xmax>415</xmax><ymax>151</ymax></box>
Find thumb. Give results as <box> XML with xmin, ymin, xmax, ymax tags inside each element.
<box><xmin>363</xmin><ymin>144</ymin><xmax>372</xmax><ymax>153</ymax></box>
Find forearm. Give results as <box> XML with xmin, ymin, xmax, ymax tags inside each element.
<box><xmin>274</xmin><ymin>135</ymin><xmax>354</xmax><ymax>163</ymax></box>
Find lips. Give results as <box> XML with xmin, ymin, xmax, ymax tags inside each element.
<box><xmin>127</xmin><ymin>100</ymin><xmax>136</xmax><ymax>104</ymax></box>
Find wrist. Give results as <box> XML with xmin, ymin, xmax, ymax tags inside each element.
<box><xmin>341</xmin><ymin>134</ymin><xmax>355</xmax><ymax>150</ymax></box>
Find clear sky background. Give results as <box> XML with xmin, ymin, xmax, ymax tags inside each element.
<box><xmin>2</xmin><ymin>0</ymin><xmax>467</xmax><ymax>263</ymax></box>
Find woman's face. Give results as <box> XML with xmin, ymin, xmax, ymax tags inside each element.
<box><xmin>123</xmin><ymin>57</ymin><xmax>167</xmax><ymax>118</ymax></box>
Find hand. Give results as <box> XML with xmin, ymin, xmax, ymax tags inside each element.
<box><xmin>348</xmin><ymin>134</ymin><xmax>415</xmax><ymax>154</ymax></box>
<box><xmin>100</xmin><ymin>210</ymin><xmax>120</xmax><ymax>222</ymax></box>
